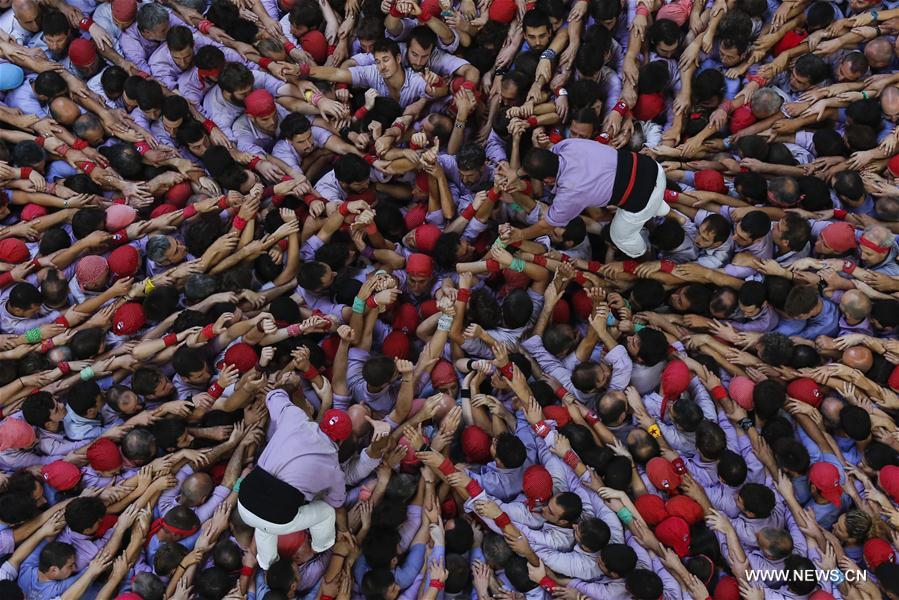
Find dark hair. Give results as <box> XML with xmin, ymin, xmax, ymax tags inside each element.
<box><xmin>840</xmin><ymin>405</ymin><xmax>871</xmax><ymax>440</ymax></box>
<box><xmin>64</xmin><ymin>497</ymin><xmax>106</xmax><ymax>533</ymax></box>
<box><xmin>523</xmin><ymin>148</ymin><xmax>560</xmax><ymax>180</ymax></box>
<box><xmin>495</xmin><ymin>432</ymin><xmax>527</xmax><ymax>468</ymax></box>
<box><xmin>739</xmin><ymin>482</ymin><xmax>775</xmax><ymax>518</ymax></box>
<box><xmin>717</xmin><ymin>449</ymin><xmax>748</xmax><ymax>486</ymax></box>
<box><xmin>38</xmin><ymin>541</ymin><xmax>76</xmax><ymax>573</ymax></box>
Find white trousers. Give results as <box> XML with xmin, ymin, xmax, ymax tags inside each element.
<box><xmin>609</xmin><ymin>163</ymin><xmax>670</xmax><ymax>258</ymax></box>
<box><xmin>237</xmin><ymin>499</ymin><xmax>336</xmax><ymax>570</ymax></box>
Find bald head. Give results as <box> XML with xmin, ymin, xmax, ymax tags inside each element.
<box><xmin>12</xmin><ymin>0</ymin><xmax>40</xmax><ymax>32</ymax></box>
<box><xmin>180</xmin><ymin>473</ymin><xmax>213</xmax><ymax>506</ymax></box>
<box><xmin>49</xmin><ymin>97</ymin><xmax>80</xmax><ymax>125</ymax></box>
<box><xmin>843</xmin><ymin>345</ymin><xmax>874</xmax><ymax>372</ymax></box>
<box><xmin>865</xmin><ymin>37</ymin><xmax>894</xmax><ymax>69</ymax></box>
<box><xmin>820</xmin><ymin>397</ymin><xmax>844</xmax><ymax>428</ymax></box>
<box><xmin>840</xmin><ymin>289</ymin><xmax>872</xmax><ymax>322</ymax></box>
<box><xmin>346</xmin><ymin>403</ymin><xmax>371</xmax><ymax>438</ymax></box>
<box><xmin>757</xmin><ymin>527</ymin><xmax>793</xmax><ymax>560</ymax></box>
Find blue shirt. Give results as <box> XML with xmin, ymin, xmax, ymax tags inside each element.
<box><xmin>18</xmin><ymin>541</ymin><xmax>81</xmax><ymax>600</ymax></box>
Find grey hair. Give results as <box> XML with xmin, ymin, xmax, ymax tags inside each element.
<box><xmin>863</xmin><ymin>223</ymin><xmax>893</xmax><ymax>248</ymax></box>
<box><xmin>184</xmin><ymin>273</ymin><xmax>218</xmax><ymax>302</ymax></box>
<box><xmin>137</xmin><ymin>4</ymin><xmax>169</xmax><ymax>33</ymax></box>
<box><xmin>750</xmin><ymin>88</ymin><xmax>783</xmax><ymax>118</ymax></box>
<box><xmin>146</xmin><ymin>235</ymin><xmax>172</xmax><ymax>263</ymax></box>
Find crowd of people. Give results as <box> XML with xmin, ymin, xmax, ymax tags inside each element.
<box><xmin>5</xmin><ymin>0</ymin><xmax>899</xmax><ymax>598</ymax></box>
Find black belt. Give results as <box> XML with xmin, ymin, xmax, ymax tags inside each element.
<box><xmin>610</xmin><ymin>151</ymin><xmax>659</xmax><ymax>213</ymax></box>
<box><xmin>238</xmin><ymin>467</ymin><xmax>307</xmax><ymax>525</ymax></box>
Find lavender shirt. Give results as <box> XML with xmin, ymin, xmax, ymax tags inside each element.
<box><xmin>544</xmin><ymin>139</ymin><xmax>621</xmax><ymax>227</ymax></box>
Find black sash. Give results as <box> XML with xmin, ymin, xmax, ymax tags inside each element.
<box><xmin>238</xmin><ymin>467</ymin><xmax>307</xmax><ymax>525</ymax></box>
<box><xmin>610</xmin><ymin>151</ymin><xmax>660</xmax><ymax>213</ymax></box>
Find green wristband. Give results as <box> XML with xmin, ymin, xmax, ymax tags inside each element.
<box><xmin>633</xmin><ymin>322</ymin><xmax>646</xmax><ymax>332</ymax></box>
<box><xmin>509</xmin><ymin>203</ymin><xmax>524</xmax><ymax>212</ymax></box>
<box><xmin>80</xmin><ymin>366</ymin><xmax>95</xmax><ymax>381</ymax></box>
<box><xmin>25</xmin><ymin>328</ymin><xmax>42</xmax><ymax>343</ymax></box>
<box><xmin>492</xmin><ymin>238</ymin><xmax>507</xmax><ymax>249</ymax></box>
<box><xmin>233</xmin><ymin>476</ymin><xmax>243</xmax><ymax>493</ymax></box>
<box><xmin>352</xmin><ymin>297</ymin><xmax>365</xmax><ymax>314</ymax></box>
<box><xmin>510</xmin><ymin>257</ymin><xmax>526</xmax><ymax>272</ymax></box>
<box><xmin>617</xmin><ymin>506</ymin><xmax>634</xmax><ymax>525</ymax></box>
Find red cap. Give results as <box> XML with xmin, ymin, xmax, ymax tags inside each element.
<box><xmin>488</xmin><ymin>0</ymin><xmax>516</xmax><ymax>22</ymax></box>
<box><xmin>69</xmin><ymin>38</ymin><xmax>97</xmax><ymax>67</ymax></box>
<box><xmin>820</xmin><ymin>221</ymin><xmax>857</xmax><ymax>254</ymax></box>
<box><xmin>461</xmin><ymin>425</ymin><xmax>492</xmax><ymax>463</ymax></box>
<box><xmin>404</xmin><ymin>204</ymin><xmax>427</xmax><ymax>230</ymax></box>
<box><xmin>0</xmin><ymin>418</ymin><xmax>35</xmax><ymax>451</ymax></box>
<box><xmin>108</xmin><ymin>244</ymin><xmax>140</xmax><ymax>278</ymax></box>
<box><xmin>111</xmin><ymin>0</ymin><xmax>137</xmax><ymax>22</ymax></box>
<box><xmin>320</xmin><ymin>334</ymin><xmax>339</xmax><ymax>364</ymax></box>
<box><xmin>320</xmin><ymin>408</ymin><xmax>352</xmax><ymax>442</ymax></box>
<box><xmin>223</xmin><ymin>342</ymin><xmax>258</xmax><ymax>373</ymax></box>
<box><xmin>277</xmin><ymin>530</ymin><xmax>308</xmax><ymax>559</ymax></box>
<box><xmin>392</xmin><ymin>303</ymin><xmax>420</xmax><ymax>334</ymax></box>
<box><xmin>420</xmin><ymin>0</ymin><xmax>441</xmax><ymax>20</ymax></box>
<box><xmin>76</xmin><ymin>255</ymin><xmax>108</xmax><ymax>288</ymax></box>
<box><xmin>665</xmin><ymin>495</ymin><xmax>704</xmax><ymax>525</ymax></box>
<box><xmin>406</xmin><ymin>253</ymin><xmax>433</xmax><ymax>277</ymax></box>
<box><xmin>245</xmin><ymin>89</ymin><xmax>276</xmax><ymax>117</ymax></box>
<box><xmin>87</xmin><ymin>438</ymin><xmax>123</xmax><ymax>472</ymax></box>
<box><xmin>112</xmin><ymin>302</ymin><xmax>146</xmax><ymax>335</ymax></box>
<box><xmin>633</xmin><ymin>92</ymin><xmax>665</xmax><ymax>121</ymax></box>
<box><xmin>552</xmin><ymin>298</ymin><xmax>571</xmax><ymax>324</ymax></box>
<box><xmin>430</xmin><ymin>359</ymin><xmax>457</xmax><ymax>388</ymax></box>
<box><xmin>150</xmin><ymin>203</ymin><xmax>178</xmax><ymax>218</ymax></box>
<box><xmin>419</xmin><ymin>299</ymin><xmax>439</xmax><ymax>319</ymax></box>
<box><xmin>502</xmin><ymin>269</ymin><xmax>530</xmax><ymax>291</ymax></box>
<box><xmin>881</xmin><ymin>465</ymin><xmax>899</xmax><ymax>501</ymax></box>
<box><xmin>542</xmin><ymin>405</ymin><xmax>571</xmax><ymax>427</ymax></box>
<box><xmin>713</xmin><ymin>576</ymin><xmax>740</xmax><ymax>600</ymax></box>
<box><xmin>890</xmin><ymin>364</ymin><xmax>899</xmax><ymax>391</ymax></box>
<box><xmin>165</xmin><ymin>181</ymin><xmax>192</xmax><ymax>207</ymax></box>
<box><xmin>106</xmin><ymin>204</ymin><xmax>137</xmax><ymax>231</ymax></box>
<box><xmin>864</xmin><ymin>537</ymin><xmax>896</xmax><ymax>569</ymax></box>
<box><xmin>787</xmin><ymin>377</ymin><xmax>823</xmax><ymax>408</ymax></box>
<box><xmin>21</xmin><ymin>203</ymin><xmax>48</xmax><ymax>221</ymax></box>
<box><xmin>646</xmin><ymin>457</ymin><xmax>681</xmax><ymax>493</ymax></box>
<box><xmin>522</xmin><ymin>464</ymin><xmax>553</xmax><ymax>505</ymax></box>
<box><xmin>694</xmin><ymin>170</ymin><xmax>726</xmax><ymax>194</ymax></box>
<box><xmin>773</xmin><ymin>30</ymin><xmax>808</xmax><ymax>57</ymax></box>
<box><xmin>414</xmin><ymin>171</ymin><xmax>430</xmax><ymax>195</ymax></box>
<box><xmin>300</xmin><ymin>30</ymin><xmax>328</xmax><ymax>65</ymax></box>
<box><xmin>728</xmin><ymin>375</ymin><xmax>755</xmax><ymax>410</ymax></box>
<box><xmin>0</xmin><ymin>238</ymin><xmax>29</xmax><ymax>263</ymax></box>
<box><xmin>661</xmin><ymin>359</ymin><xmax>691</xmax><ymax>400</ymax></box>
<box><xmin>655</xmin><ymin>515</ymin><xmax>691</xmax><ymax>557</ymax></box>
<box><xmin>808</xmin><ymin>593</ymin><xmax>835</xmax><ymax>600</ymax></box>
<box><xmin>413</xmin><ymin>224</ymin><xmax>441</xmax><ymax>253</ymax></box>
<box><xmin>571</xmin><ymin>290</ymin><xmax>592</xmax><ymax>319</ymax></box>
<box><xmin>889</xmin><ymin>154</ymin><xmax>899</xmax><ymax>178</ymax></box>
<box><xmin>808</xmin><ymin>461</ymin><xmax>842</xmax><ymax>506</ymax></box>
<box><xmin>382</xmin><ymin>330</ymin><xmax>410</xmax><ymax>359</ymax></box>
<box><xmin>41</xmin><ymin>460</ymin><xmax>82</xmax><ymax>491</ymax></box>
<box><xmin>634</xmin><ymin>493</ymin><xmax>668</xmax><ymax>526</ymax></box>
<box><xmin>729</xmin><ymin>105</ymin><xmax>756</xmax><ymax>134</ymax></box>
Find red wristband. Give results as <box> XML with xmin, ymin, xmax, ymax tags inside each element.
<box><xmin>636</xmin><ymin>5</ymin><xmax>650</xmax><ymax>16</ymax></box>
<box><xmin>34</xmin><ymin>135</ymin><xmax>45</xmax><ymax>147</ymax></box>
<box><xmin>461</xmin><ymin>204</ymin><xmax>477</xmax><ymax>220</ymax></box>
<box><xmin>110</xmin><ymin>229</ymin><xmax>128</xmax><ymax>245</ymax></box>
<box><xmin>363</xmin><ymin>153</ymin><xmax>377</xmax><ymax>165</ymax></box>
<box><xmin>58</xmin><ymin>361</ymin><xmax>71</xmax><ymax>375</ymax></box>
<box><xmin>660</xmin><ymin>259</ymin><xmax>676</xmax><ymax>274</ymax></box>
<box><xmin>163</xmin><ymin>333</ymin><xmax>178</xmax><ymax>347</ymax></box>
<box><xmin>563</xmin><ymin>449</ymin><xmax>580</xmax><ymax>468</ymax></box>
<box><xmin>539</xmin><ymin>576</ymin><xmax>556</xmax><ymax>592</ymax></box>
<box><xmin>78</xmin><ymin>161</ymin><xmax>97</xmax><ymax>174</ymax></box>
<box><xmin>302</xmin><ymin>366</ymin><xmax>320</xmax><ymax>379</ymax></box>
<box><xmin>664</xmin><ymin>189</ymin><xmax>680</xmax><ymax>203</ymax></box>
<box><xmin>613</xmin><ymin>100</ymin><xmax>629</xmax><ymax>116</ymax></box>
<box><xmin>532</xmin><ymin>420</ymin><xmax>551</xmax><ymax>438</ymax></box>
<box><xmin>217</xmin><ymin>196</ymin><xmax>229</xmax><ymax>210</ymax></box>
<box><xmin>746</xmin><ymin>74</ymin><xmax>767</xmax><ymax>86</ymax></box>
<box><xmin>258</xmin><ymin>57</ymin><xmax>272</xmax><ymax>69</ymax></box>
<box><xmin>232</xmin><ymin>216</ymin><xmax>248</xmax><ymax>231</ymax></box>
<box><xmin>208</xmin><ymin>382</ymin><xmax>224</xmax><ymax>398</ymax></box>
<box><xmin>56</xmin><ymin>143</ymin><xmax>70</xmax><ymax>156</ymax></box>
<box><xmin>71</xmin><ymin>138</ymin><xmax>89</xmax><ymax>150</ymax></box>
<box><xmin>79</xmin><ymin>16</ymin><xmax>93</xmax><ymax>31</ymax></box>
<box><xmin>833</xmin><ymin>208</ymin><xmax>847</xmax><ymax>219</ymax></box>
<box><xmin>197</xmin><ymin>19</ymin><xmax>213</xmax><ymax>34</ymax></box>
<box><xmin>526</xmin><ymin>116</ymin><xmax>539</xmax><ymax>127</ymax></box>
<box><xmin>842</xmin><ymin>260</ymin><xmax>857</xmax><ymax>274</ymax></box>
<box><xmin>555</xmin><ymin>386</ymin><xmax>567</xmax><ymax>400</ymax></box>
<box><xmin>438</xmin><ymin>457</ymin><xmax>456</xmax><ymax>476</ymax></box>
<box><xmin>574</xmin><ymin>271</ymin><xmax>587</xmax><ymax>286</ymax></box>
<box><xmin>521</xmin><ymin>179</ymin><xmax>533</xmax><ymax>196</ymax></box>
<box><xmin>429</xmin><ymin>579</ymin><xmax>445</xmax><ymax>590</ymax></box>
<box><xmin>389</xmin><ymin>1</ymin><xmax>404</xmax><ymax>17</ymax></box>
<box><xmin>585</xmin><ymin>411</ymin><xmax>599</xmax><ymax>425</ymax></box>
<box><xmin>201</xmin><ymin>324</ymin><xmax>215</xmax><ymax>340</ymax></box>
<box><xmin>486</xmin><ymin>188</ymin><xmax>500</xmax><ymax>201</ymax></box>
<box><xmin>366</xmin><ymin>295</ymin><xmax>378</xmax><ymax>308</ymax></box>
<box><xmin>284</xmin><ymin>41</ymin><xmax>297</xmax><ymax>53</ymax></box>
<box><xmin>548</xmin><ymin>129</ymin><xmax>563</xmax><ymax>144</ymax></box>
<box><xmin>485</xmin><ymin>259</ymin><xmax>501</xmax><ymax>272</ymax></box>
<box><xmin>671</xmin><ymin>457</ymin><xmax>686</xmax><ymax>474</ymax></box>
<box><xmin>711</xmin><ymin>385</ymin><xmax>728</xmax><ymax>401</ymax></box>
<box><xmin>134</xmin><ymin>140</ymin><xmax>150</xmax><ymax>155</ymax></box>
<box><xmin>532</xmin><ymin>255</ymin><xmax>547</xmax><ymax>267</ymax></box>
<box><xmin>247</xmin><ymin>156</ymin><xmax>262</xmax><ymax>170</ymax></box>
<box><xmin>0</xmin><ymin>272</ymin><xmax>12</xmax><ymax>289</ymax></box>
<box><xmin>623</xmin><ymin>260</ymin><xmax>638</xmax><ymax>274</ymax></box>
<box><xmin>456</xmin><ymin>288</ymin><xmax>471</xmax><ymax>303</ymax></box>
<box><xmin>494</xmin><ymin>512</ymin><xmax>511</xmax><ymax>529</ymax></box>
<box><xmin>54</xmin><ymin>316</ymin><xmax>70</xmax><ymax>328</ymax></box>
<box><xmin>40</xmin><ymin>339</ymin><xmax>54</xmax><ymax>353</ymax></box>
<box><xmin>20</xmin><ymin>166</ymin><xmax>32</xmax><ymax>179</ymax></box>
<box><xmin>299</xmin><ymin>63</ymin><xmax>311</xmax><ymax>78</ymax></box>
<box><xmin>499</xmin><ymin>363</ymin><xmax>514</xmax><ymax>380</ymax></box>
<box><xmin>354</xmin><ymin>106</ymin><xmax>369</xmax><ymax>120</ymax></box>
<box><xmin>202</xmin><ymin>119</ymin><xmax>217</xmax><ymax>134</ymax></box>
<box><xmin>239</xmin><ymin>566</ymin><xmax>254</xmax><ymax>577</ymax></box>
<box><xmin>465</xmin><ymin>479</ymin><xmax>484</xmax><ymax>497</ymax></box>
<box><xmin>180</xmin><ymin>205</ymin><xmax>197</xmax><ymax>219</ymax></box>
<box><xmin>587</xmin><ymin>260</ymin><xmax>602</xmax><ymax>271</ymax></box>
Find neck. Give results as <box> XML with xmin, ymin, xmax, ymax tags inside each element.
<box><xmin>386</xmin><ymin>69</ymin><xmax>405</xmax><ymax>89</ymax></box>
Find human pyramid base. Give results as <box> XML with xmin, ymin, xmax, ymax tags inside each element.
<box><xmin>3</xmin><ymin>0</ymin><xmax>899</xmax><ymax>599</ymax></box>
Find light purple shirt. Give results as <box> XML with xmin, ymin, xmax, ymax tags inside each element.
<box><xmin>544</xmin><ymin>139</ymin><xmax>622</xmax><ymax>227</ymax></box>
<box><xmin>348</xmin><ymin>65</ymin><xmax>431</xmax><ymax>109</ymax></box>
